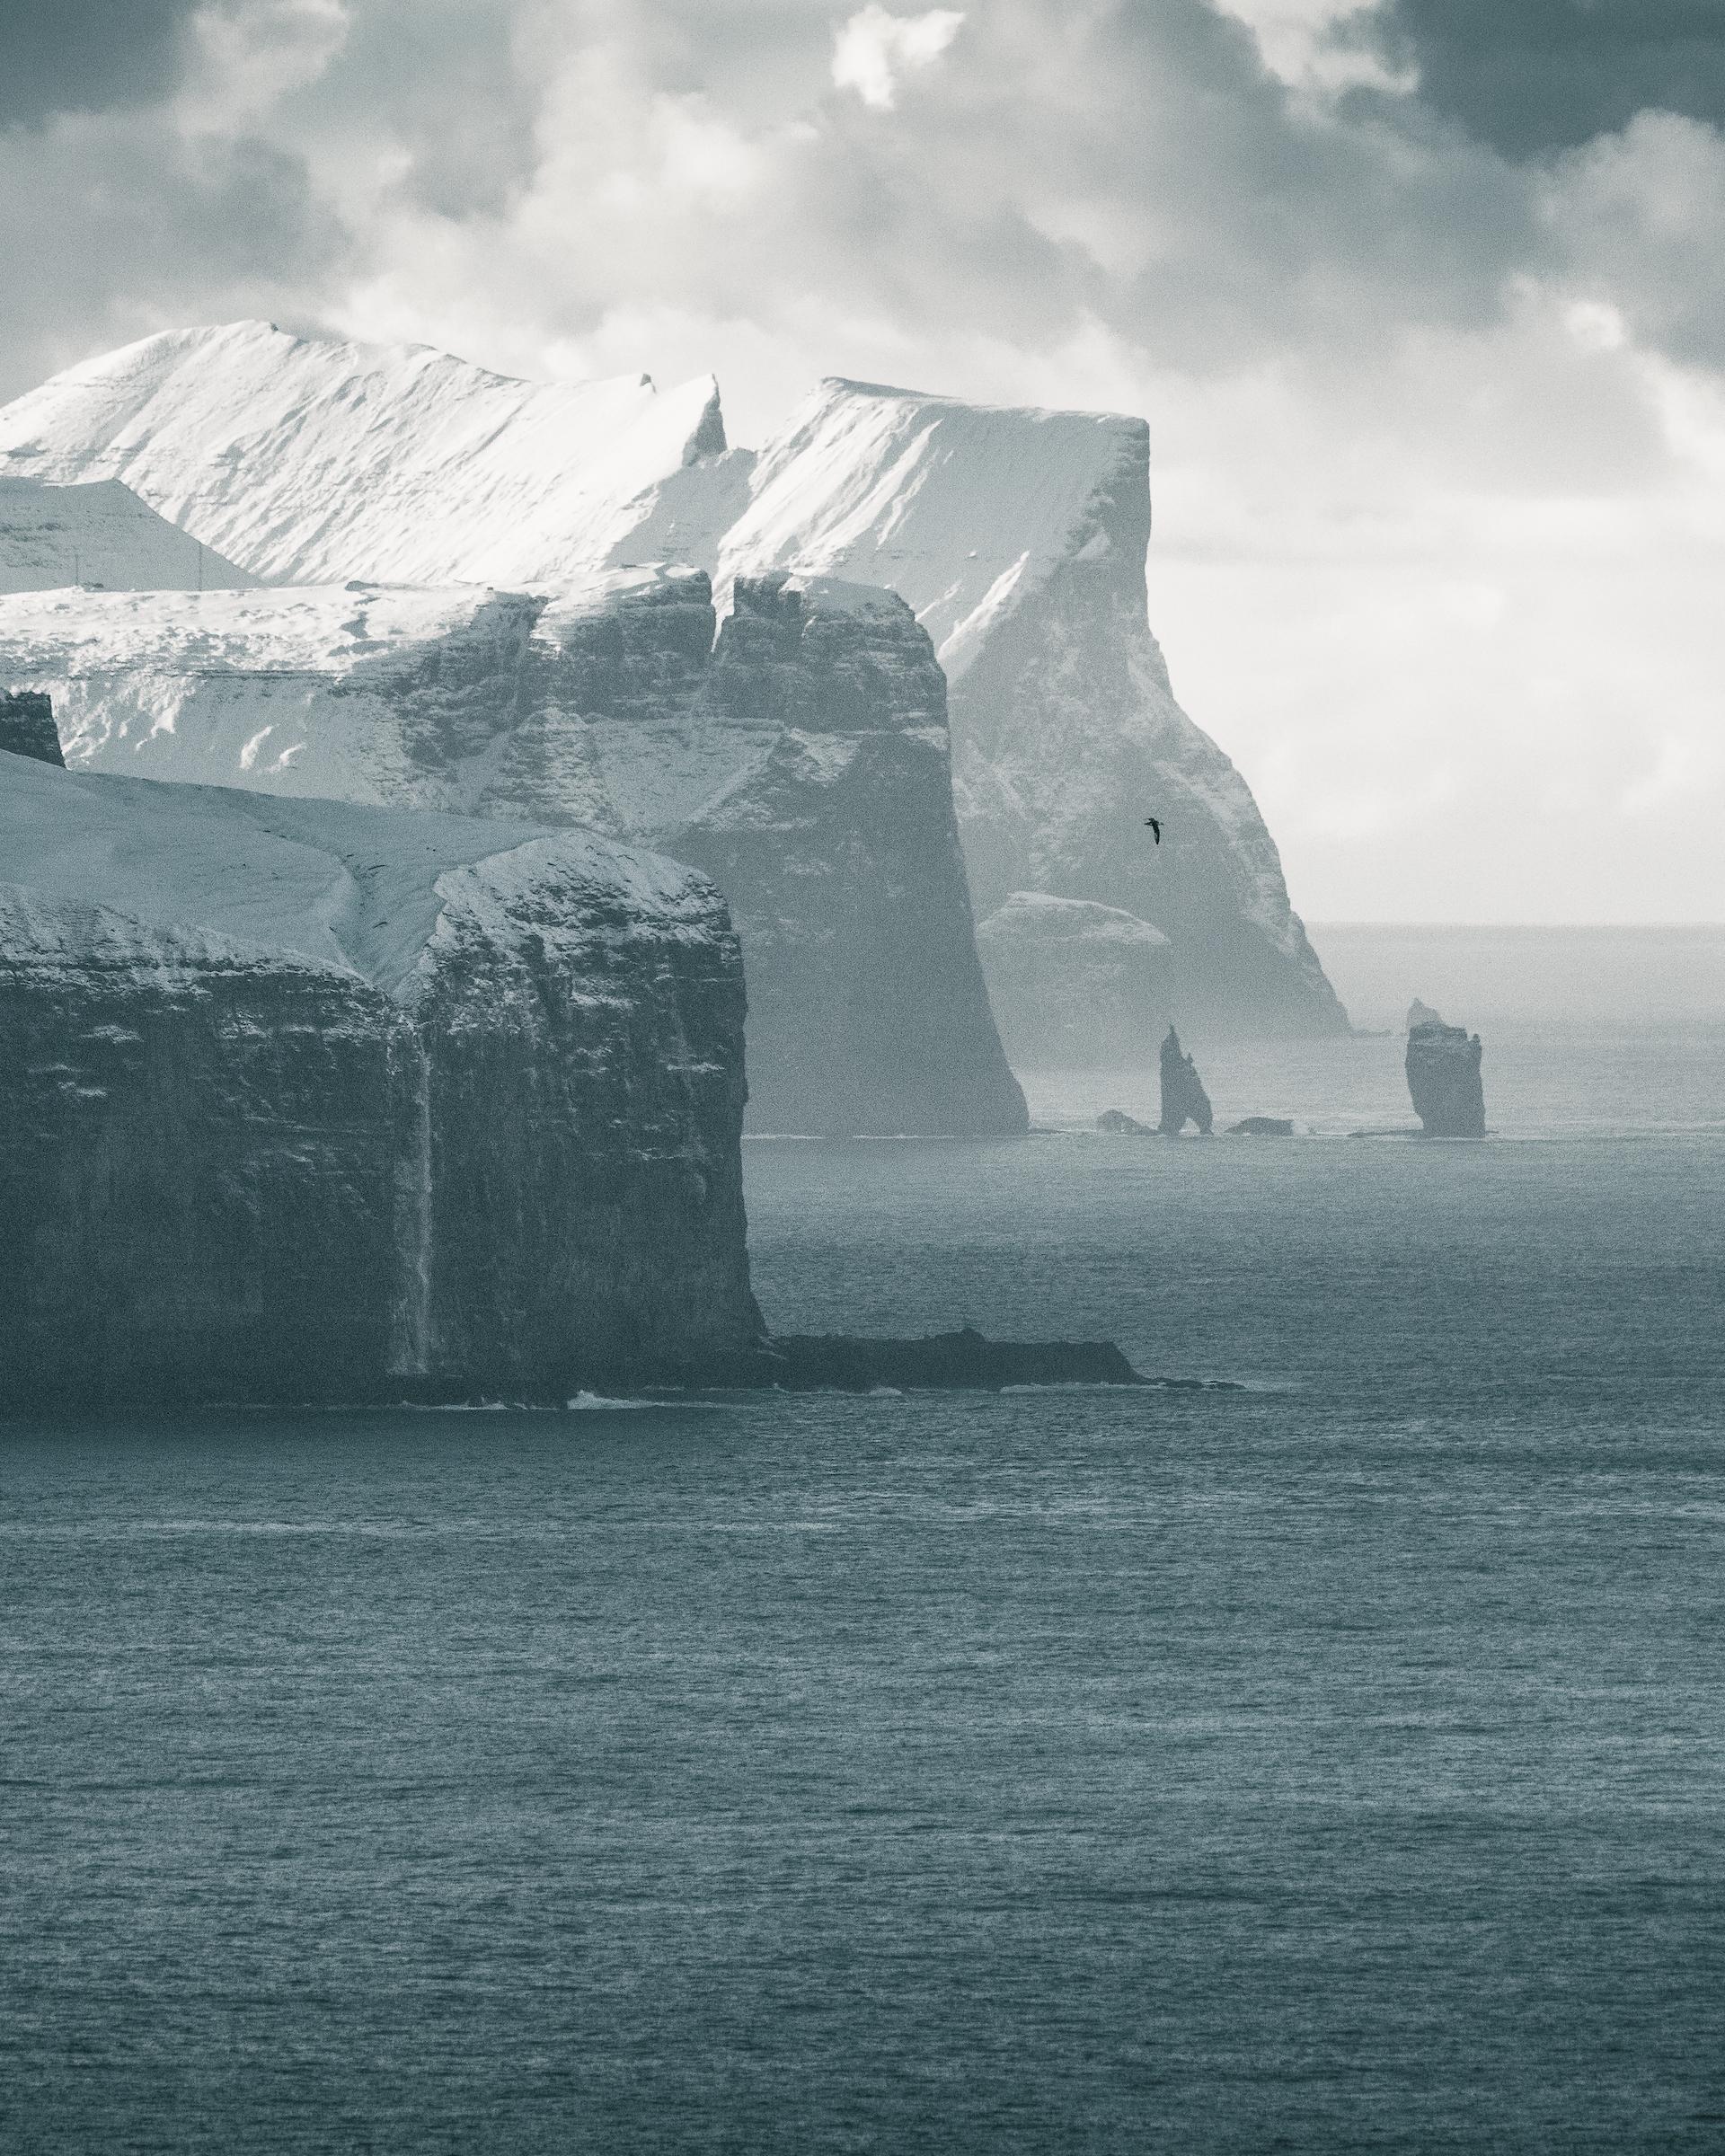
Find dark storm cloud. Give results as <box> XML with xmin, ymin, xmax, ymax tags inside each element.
<box><xmin>1355</xmin><ymin>0</ymin><xmax>1725</xmax><ymax>157</ymax></box>
<box><xmin>0</xmin><ymin>0</ymin><xmax>201</xmax><ymax>127</ymax></box>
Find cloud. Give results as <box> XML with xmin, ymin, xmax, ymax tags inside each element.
<box><xmin>0</xmin><ymin>0</ymin><xmax>203</xmax><ymax>127</ymax></box>
<box><xmin>832</xmin><ymin>6</ymin><xmax>964</xmax><ymax>111</ymax></box>
<box><xmin>1350</xmin><ymin>0</ymin><xmax>1725</xmax><ymax>159</ymax></box>
<box><xmin>0</xmin><ymin>0</ymin><xmax>1721</xmax><ymax>919</ymax></box>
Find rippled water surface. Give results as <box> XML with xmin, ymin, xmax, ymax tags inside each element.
<box><xmin>4</xmin><ymin>961</ymin><xmax>1725</xmax><ymax>2152</ymax></box>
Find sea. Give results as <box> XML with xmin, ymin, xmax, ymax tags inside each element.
<box><xmin>4</xmin><ymin>926</ymin><xmax>1724</xmax><ymax>2153</ymax></box>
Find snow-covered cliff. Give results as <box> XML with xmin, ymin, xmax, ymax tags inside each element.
<box><xmin>0</xmin><ymin>322</ymin><xmax>723</xmax><ymax>588</ymax></box>
<box><xmin>0</xmin><ymin>572</ymin><xmax>1026</xmax><ymax>1135</ymax></box>
<box><xmin>0</xmin><ymin>328</ymin><xmax>1347</xmax><ymax>1055</ymax></box>
<box><xmin>717</xmin><ymin>379</ymin><xmax>1348</xmax><ymax>1049</ymax></box>
<box><xmin>0</xmin><ymin>748</ymin><xmax>759</xmax><ymax>1405</ymax></box>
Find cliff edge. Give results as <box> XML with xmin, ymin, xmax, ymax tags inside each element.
<box><xmin>0</xmin><ymin>748</ymin><xmax>759</xmax><ymax>1405</ymax></box>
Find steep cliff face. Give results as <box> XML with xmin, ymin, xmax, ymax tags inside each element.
<box><xmin>0</xmin><ymin>751</ymin><xmax>759</xmax><ymax>1406</ymax></box>
<box><xmin>715</xmin><ymin>378</ymin><xmax>1349</xmax><ymax>1052</ymax></box>
<box><xmin>0</xmin><ymin>887</ymin><xmax>411</xmax><ymax>1407</ymax></box>
<box><xmin>1</xmin><ymin>572</ymin><xmax>1025</xmax><ymax>1135</ymax></box>
<box><xmin>670</xmin><ymin>576</ymin><xmax>1024</xmax><ymax>1135</ymax></box>
<box><xmin>0</xmin><ymin>690</ymin><xmax>63</xmax><ymax>764</ymax></box>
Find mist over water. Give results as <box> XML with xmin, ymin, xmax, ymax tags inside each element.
<box><xmin>4</xmin><ymin>927</ymin><xmax>1723</xmax><ymax>2152</ymax></box>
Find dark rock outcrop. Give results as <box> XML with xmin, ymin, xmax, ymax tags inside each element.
<box><xmin>1405</xmin><ymin>1003</ymin><xmax>1486</xmax><ymax>1138</ymax></box>
<box><xmin>1228</xmin><ymin>1116</ymin><xmax>1293</xmax><ymax>1136</ymax></box>
<box><xmin>1158</xmin><ymin>1026</ymin><xmax>1213</xmax><ymax>1135</ymax></box>
<box><xmin>0</xmin><ymin>751</ymin><xmax>760</xmax><ymax>1409</ymax></box>
<box><xmin>0</xmin><ymin>690</ymin><xmax>62</xmax><ymax>765</ymax></box>
<box><xmin>707</xmin><ymin>1327</ymin><xmax>1146</xmax><ymax>1391</ymax></box>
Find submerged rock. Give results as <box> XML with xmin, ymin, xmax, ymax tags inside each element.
<box><xmin>0</xmin><ymin>690</ymin><xmax>62</xmax><ymax>765</ymax></box>
<box><xmin>1158</xmin><ymin>1026</ymin><xmax>1213</xmax><ymax>1135</ymax></box>
<box><xmin>0</xmin><ymin>750</ymin><xmax>760</xmax><ymax>1409</ymax></box>
<box><xmin>1405</xmin><ymin>1002</ymin><xmax>1486</xmax><ymax>1137</ymax></box>
<box><xmin>1228</xmin><ymin>1116</ymin><xmax>1294</xmax><ymax>1136</ymax></box>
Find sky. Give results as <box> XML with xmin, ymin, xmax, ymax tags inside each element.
<box><xmin>2</xmin><ymin>0</ymin><xmax>1722</xmax><ymax>923</ymax></box>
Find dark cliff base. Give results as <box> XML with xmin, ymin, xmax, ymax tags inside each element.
<box><xmin>695</xmin><ymin>1328</ymin><xmax>1145</xmax><ymax>1392</ymax></box>
<box><xmin>0</xmin><ymin>1326</ymin><xmax>1237</xmax><ymax>1411</ymax></box>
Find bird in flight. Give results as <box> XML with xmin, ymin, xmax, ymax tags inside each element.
<box><xmin>1144</xmin><ymin>817</ymin><xmax>1162</xmax><ymax>844</ymax></box>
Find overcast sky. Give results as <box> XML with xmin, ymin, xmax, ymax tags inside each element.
<box><xmin>4</xmin><ymin>0</ymin><xmax>1723</xmax><ymax>923</ymax></box>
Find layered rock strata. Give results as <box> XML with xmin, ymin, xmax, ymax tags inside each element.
<box><xmin>0</xmin><ymin>571</ymin><xmax>1025</xmax><ymax>1135</ymax></box>
<box><xmin>0</xmin><ymin>749</ymin><xmax>760</xmax><ymax>1407</ymax></box>
<box><xmin>1406</xmin><ymin>1003</ymin><xmax>1486</xmax><ymax>1138</ymax></box>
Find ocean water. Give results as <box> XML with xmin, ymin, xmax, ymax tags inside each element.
<box><xmin>4</xmin><ymin>932</ymin><xmax>1725</xmax><ymax>2152</ymax></box>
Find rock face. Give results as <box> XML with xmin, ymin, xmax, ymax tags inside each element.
<box><xmin>1</xmin><ymin>475</ymin><xmax>255</xmax><ymax>595</ymax></box>
<box><xmin>1158</xmin><ymin>1026</ymin><xmax>1213</xmax><ymax>1135</ymax></box>
<box><xmin>0</xmin><ymin>571</ymin><xmax>1025</xmax><ymax>1135</ymax></box>
<box><xmin>1228</xmin><ymin>1116</ymin><xmax>1294</xmax><ymax>1137</ymax></box>
<box><xmin>712</xmin><ymin>378</ymin><xmax>1350</xmax><ymax>1051</ymax></box>
<box><xmin>1</xmin><ymin>330</ymin><xmax>1348</xmax><ymax>1062</ymax></box>
<box><xmin>0</xmin><ymin>750</ymin><xmax>760</xmax><ymax>1407</ymax></box>
<box><xmin>1405</xmin><ymin>1003</ymin><xmax>1486</xmax><ymax>1138</ymax></box>
<box><xmin>0</xmin><ymin>690</ymin><xmax>63</xmax><ymax>765</ymax></box>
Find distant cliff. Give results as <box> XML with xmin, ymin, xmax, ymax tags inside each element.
<box><xmin>0</xmin><ymin>572</ymin><xmax>1025</xmax><ymax>1136</ymax></box>
<box><xmin>712</xmin><ymin>378</ymin><xmax>1349</xmax><ymax>1053</ymax></box>
<box><xmin>0</xmin><ymin>749</ymin><xmax>760</xmax><ymax>1406</ymax></box>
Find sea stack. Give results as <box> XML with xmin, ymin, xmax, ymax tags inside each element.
<box><xmin>1405</xmin><ymin>1002</ymin><xmax>1486</xmax><ymax>1137</ymax></box>
<box><xmin>1158</xmin><ymin>1026</ymin><xmax>1213</xmax><ymax>1135</ymax></box>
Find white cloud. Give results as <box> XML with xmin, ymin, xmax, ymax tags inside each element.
<box><xmin>4</xmin><ymin>0</ymin><xmax>1725</xmax><ymax>922</ymax></box>
<box><xmin>831</xmin><ymin>5</ymin><xmax>964</xmax><ymax>111</ymax></box>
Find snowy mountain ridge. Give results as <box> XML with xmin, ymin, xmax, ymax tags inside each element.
<box><xmin>0</xmin><ymin>322</ymin><xmax>724</xmax><ymax>589</ymax></box>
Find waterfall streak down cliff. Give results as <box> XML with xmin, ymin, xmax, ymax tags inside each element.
<box><xmin>0</xmin><ymin>750</ymin><xmax>759</xmax><ymax>1405</ymax></box>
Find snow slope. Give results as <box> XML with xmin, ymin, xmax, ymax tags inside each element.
<box><xmin>713</xmin><ymin>378</ymin><xmax>1144</xmax><ymax>682</ymax></box>
<box><xmin>0</xmin><ymin>476</ymin><xmax>256</xmax><ymax>595</ymax></box>
<box><xmin>0</xmin><ymin>581</ymin><xmax>547</xmax><ymax>811</ymax></box>
<box><xmin>0</xmin><ymin>745</ymin><xmax>718</xmax><ymax>1003</ymax></box>
<box><xmin>0</xmin><ymin>322</ymin><xmax>725</xmax><ymax>588</ymax></box>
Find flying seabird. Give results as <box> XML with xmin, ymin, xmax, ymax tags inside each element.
<box><xmin>1144</xmin><ymin>817</ymin><xmax>1162</xmax><ymax>844</ymax></box>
